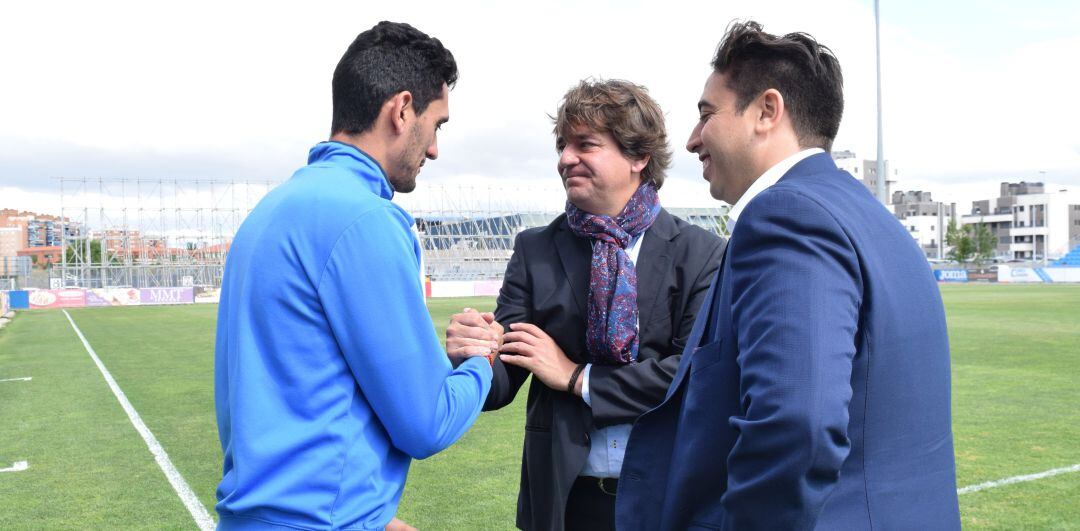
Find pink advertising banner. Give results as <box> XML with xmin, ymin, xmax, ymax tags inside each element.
<box><xmin>28</xmin><ymin>289</ymin><xmax>87</xmax><ymax>309</ymax></box>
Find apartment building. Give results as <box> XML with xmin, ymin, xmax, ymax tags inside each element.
<box><xmin>961</xmin><ymin>182</ymin><xmax>1080</xmax><ymax>261</ymax></box>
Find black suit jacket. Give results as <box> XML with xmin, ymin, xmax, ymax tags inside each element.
<box><xmin>486</xmin><ymin>208</ymin><xmax>724</xmax><ymax>531</ymax></box>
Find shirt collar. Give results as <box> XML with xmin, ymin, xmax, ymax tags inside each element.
<box><xmin>728</xmin><ymin>147</ymin><xmax>824</xmax><ymax>227</ymax></box>
<box><xmin>307</xmin><ymin>141</ymin><xmax>394</xmax><ymax>200</ymax></box>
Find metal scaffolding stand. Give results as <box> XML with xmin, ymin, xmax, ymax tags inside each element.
<box><xmin>58</xmin><ymin>177</ymin><xmax>276</xmax><ymax>289</ymax></box>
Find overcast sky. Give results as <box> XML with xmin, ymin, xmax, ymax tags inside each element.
<box><xmin>2</xmin><ymin>0</ymin><xmax>1078</xmax><ymax>215</ymax></box>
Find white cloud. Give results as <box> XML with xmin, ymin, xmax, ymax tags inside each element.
<box><xmin>1</xmin><ymin>0</ymin><xmax>1078</xmax><ymax>216</ymax></box>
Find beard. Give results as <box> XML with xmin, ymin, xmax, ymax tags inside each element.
<box><xmin>388</xmin><ymin>124</ymin><xmax>425</xmax><ymax>194</ymax></box>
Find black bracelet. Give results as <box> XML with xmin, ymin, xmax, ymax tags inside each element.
<box><xmin>567</xmin><ymin>363</ymin><xmax>586</xmax><ymax>395</ymax></box>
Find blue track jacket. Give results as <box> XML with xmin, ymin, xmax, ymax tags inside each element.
<box><xmin>214</xmin><ymin>141</ymin><xmax>492</xmax><ymax>530</ymax></box>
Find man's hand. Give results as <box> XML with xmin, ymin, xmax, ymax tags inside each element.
<box><xmin>386</xmin><ymin>517</ymin><xmax>417</xmax><ymax>531</ymax></box>
<box><xmin>499</xmin><ymin>323</ymin><xmax>582</xmax><ymax>395</ymax></box>
<box><xmin>446</xmin><ymin>308</ymin><xmax>502</xmax><ymax>366</ymax></box>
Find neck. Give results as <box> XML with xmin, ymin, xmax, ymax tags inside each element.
<box><xmin>591</xmin><ymin>189</ymin><xmax>638</xmax><ymax>217</ymax></box>
<box><xmin>330</xmin><ymin>132</ymin><xmax>390</xmax><ymax>173</ymax></box>
<box><xmin>755</xmin><ymin>143</ymin><xmax>804</xmax><ymax>180</ymax></box>
<box><xmin>726</xmin><ymin>142</ymin><xmax>805</xmax><ymax>205</ymax></box>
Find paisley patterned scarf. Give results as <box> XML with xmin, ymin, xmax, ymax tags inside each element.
<box><xmin>565</xmin><ymin>182</ymin><xmax>661</xmax><ymax>365</ymax></box>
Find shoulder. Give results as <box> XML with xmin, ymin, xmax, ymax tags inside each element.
<box><xmin>734</xmin><ymin>185</ymin><xmax>853</xmax><ymax>260</ymax></box>
<box><xmin>285</xmin><ymin>165</ymin><xmax>388</xmax><ymax>216</ymax></box>
<box><xmin>743</xmin><ymin>185</ymin><xmax>837</xmax><ymax>228</ymax></box>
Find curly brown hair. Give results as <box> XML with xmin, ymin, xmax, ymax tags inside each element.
<box><xmin>552</xmin><ymin>79</ymin><xmax>672</xmax><ymax>189</ymax></box>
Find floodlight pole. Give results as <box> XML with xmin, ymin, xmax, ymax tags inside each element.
<box><xmin>875</xmin><ymin>0</ymin><xmax>887</xmax><ymax>205</ymax></box>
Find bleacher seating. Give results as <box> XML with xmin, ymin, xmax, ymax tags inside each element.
<box><xmin>1050</xmin><ymin>244</ymin><xmax>1080</xmax><ymax>266</ymax></box>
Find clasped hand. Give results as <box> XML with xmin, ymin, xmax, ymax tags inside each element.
<box><xmin>445</xmin><ymin>308</ymin><xmax>501</xmax><ymax>366</ymax></box>
<box><xmin>446</xmin><ymin>310</ymin><xmax>582</xmax><ymax>396</ymax></box>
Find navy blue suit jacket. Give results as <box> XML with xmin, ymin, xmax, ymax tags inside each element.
<box><xmin>616</xmin><ymin>153</ymin><xmax>960</xmax><ymax>530</ymax></box>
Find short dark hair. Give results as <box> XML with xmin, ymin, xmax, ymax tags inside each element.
<box><xmin>552</xmin><ymin>79</ymin><xmax>673</xmax><ymax>189</ymax></box>
<box><xmin>331</xmin><ymin>21</ymin><xmax>458</xmax><ymax>136</ymax></box>
<box><xmin>712</xmin><ymin>20</ymin><xmax>844</xmax><ymax>152</ymax></box>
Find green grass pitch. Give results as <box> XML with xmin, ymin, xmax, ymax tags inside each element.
<box><xmin>1</xmin><ymin>286</ymin><xmax>1077</xmax><ymax>529</ymax></box>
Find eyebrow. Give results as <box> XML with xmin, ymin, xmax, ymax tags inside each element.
<box><xmin>697</xmin><ymin>100</ymin><xmax>713</xmax><ymax>112</ymax></box>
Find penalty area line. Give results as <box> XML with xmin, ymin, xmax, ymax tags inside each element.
<box><xmin>0</xmin><ymin>377</ymin><xmax>32</xmax><ymax>382</ymax></box>
<box><xmin>0</xmin><ymin>461</ymin><xmax>28</xmax><ymax>473</ymax></box>
<box><xmin>62</xmin><ymin>310</ymin><xmax>215</xmax><ymax>530</ymax></box>
<box><xmin>958</xmin><ymin>463</ymin><xmax>1080</xmax><ymax>495</ymax></box>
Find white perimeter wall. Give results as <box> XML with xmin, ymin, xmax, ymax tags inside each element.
<box><xmin>998</xmin><ymin>266</ymin><xmax>1080</xmax><ymax>283</ymax></box>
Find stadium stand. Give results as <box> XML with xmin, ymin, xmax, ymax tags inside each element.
<box><xmin>399</xmin><ymin>185</ymin><xmax>731</xmax><ymax>281</ymax></box>
<box><xmin>1050</xmin><ymin>243</ymin><xmax>1080</xmax><ymax>266</ymax></box>
<box><xmin>414</xmin><ymin>207</ymin><xmax>729</xmax><ymax>280</ymax></box>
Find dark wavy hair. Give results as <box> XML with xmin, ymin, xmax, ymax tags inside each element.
<box><xmin>331</xmin><ymin>21</ymin><xmax>458</xmax><ymax>135</ymax></box>
<box><xmin>712</xmin><ymin>20</ymin><xmax>844</xmax><ymax>152</ymax></box>
<box><xmin>552</xmin><ymin>79</ymin><xmax>673</xmax><ymax>189</ymax></box>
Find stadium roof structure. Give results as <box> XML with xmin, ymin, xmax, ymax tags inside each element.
<box><xmin>396</xmin><ymin>185</ymin><xmax>731</xmax><ymax>280</ymax></box>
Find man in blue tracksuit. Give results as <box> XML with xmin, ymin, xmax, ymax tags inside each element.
<box><xmin>214</xmin><ymin>22</ymin><xmax>493</xmax><ymax>530</ymax></box>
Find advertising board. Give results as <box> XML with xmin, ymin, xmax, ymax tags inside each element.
<box><xmin>139</xmin><ymin>287</ymin><xmax>195</xmax><ymax>305</ymax></box>
<box><xmin>934</xmin><ymin>269</ymin><xmax>968</xmax><ymax>282</ymax></box>
<box><xmin>28</xmin><ymin>289</ymin><xmax>87</xmax><ymax>309</ymax></box>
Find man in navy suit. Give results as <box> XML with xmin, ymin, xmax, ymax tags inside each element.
<box><xmin>616</xmin><ymin>21</ymin><xmax>960</xmax><ymax>530</ymax></box>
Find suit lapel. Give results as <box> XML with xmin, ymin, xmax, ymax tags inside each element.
<box><xmin>635</xmin><ymin>210</ymin><xmax>676</xmax><ymax>329</ymax></box>
<box><xmin>665</xmin><ymin>238</ymin><xmax>729</xmax><ymax>399</ymax></box>
<box><xmin>665</xmin><ymin>272</ymin><xmax>720</xmax><ymax>400</ymax></box>
<box><xmin>554</xmin><ymin>219</ymin><xmax>591</xmax><ymax>317</ymax></box>
<box><xmin>703</xmin><ymin>240</ymin><xmax>731</xmax><ymax>340</ymax></box>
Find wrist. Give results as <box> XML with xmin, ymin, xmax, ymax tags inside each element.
<box><xmin>567</xmin><ymin>363</ymin><xmax>586</xmax><ymax>396</ymax></box>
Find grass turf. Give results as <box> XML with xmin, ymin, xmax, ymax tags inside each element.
<box><xmin>942</xmin><ymin>284</ymin><xmax>1080</xmax><ymax>529</ymax></box>
<box><xmin>0</xmin><ymin>287</ymin><xmax>1077</xmax><ymax>529</ymax></box>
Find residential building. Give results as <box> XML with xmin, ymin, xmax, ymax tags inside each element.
<box><xmin>17</xmin><ymin>245</ymin><xmax>63</xmax><ymax>268</ymax></box>
<box><xmin>1071</xmin><ymin>204</ymin><xmax>1080</xmax><ymax>250</ymax></box>
<box><xmin>831</xmin><ymin>150</ymin><xmax>897</xmax><ymax>200</ymax></box>
<box><xmin>961</xmin><ymin>182</ymin><xmax>1080</xmax><ymax>261</ymax></box>
<box><xmin>1</xmin><ymin>227</ymin><xmax>22</xmax><ymax>276</ymax></box>
<box><xmin>100</xmin><ymin>229</ymin><xmax>166</xmax><ymax>258</ymax></box>
<box><xmin>891</xmin><ymin>190</ymin><xmax>956</xmax><ymax>259</ymax></box>
<box><xmin>0</xmin><ymin>209</ymin><xmax>79</xmax><ymax>250</ymax></box>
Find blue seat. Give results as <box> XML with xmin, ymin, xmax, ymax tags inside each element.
<box><xmin>1050</xmin><ymin>245</ymin><xmax>1080</xmax><ymax>266</ymax></box>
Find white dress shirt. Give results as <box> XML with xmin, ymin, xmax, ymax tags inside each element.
<box><xmin>727</xmin><ymin>148</ymin><xmax>824</xmax><ymax>234</ymax></box>
<box><xmin>578</xmin><ymin>232</ymin><xmax>644</xmax><ymax>478</ymax></box>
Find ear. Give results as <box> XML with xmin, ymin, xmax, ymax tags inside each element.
<box><xmin>754</xmin><ymin>88</ymin><xmax>785</xmax><ymax>134</ymax></box>
<box><xmin>630</xmin><ymin>153</ymin><xmax>650</xmax><ymax>174</ymax></box>
<box><xmin>384</xmin><ymin>91</ymin><xmax>414</xmax><ymax>135</ymax></box>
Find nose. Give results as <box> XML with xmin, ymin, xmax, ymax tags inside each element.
<box><xmin>427</xmin><ymin>138</ymin><xmax>439</xmax><ymax>160</ymax></box>
<box><xmin>686</xmin><ymin>122</ymin><xmax>703</xmax><ymax>153</ymax></box>
<box><xmin>558</xmin><ymin>147</ymin><xmax>579</xmax><ymax>173</ymax></box>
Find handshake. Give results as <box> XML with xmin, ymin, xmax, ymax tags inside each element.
<box><xmin>445</xmin><ymin>308</ymin><xmax>503</xmax><ymax>367</ymax></box>
<box><xmin>445</xmin><ymin>309</ymin><xmax>585</xmax><ymax>396</ymax></box>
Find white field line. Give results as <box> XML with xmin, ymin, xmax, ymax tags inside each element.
<box><xmin>62</xmin><ymin>310</ymin><xmax>215</xmax><ymax>530</ymax></box>
<box><xmin>0</xmin><ymin>377</ymin><xmax>32</xmax><ymax>382</ymax></box>
<box><xmin>0</xmin><ymin>461</ymin><xmax>28</xmax><ymax>473</ymax></box>
<box><xmin>958</xmin><ymin>463</ymin><xmax>1080</xmax><ymax>495</ymax></box>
